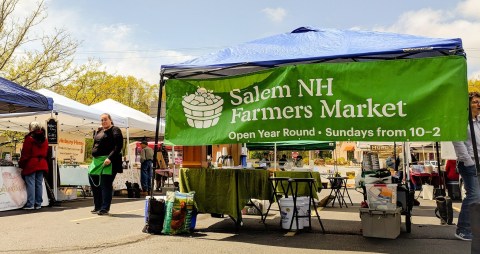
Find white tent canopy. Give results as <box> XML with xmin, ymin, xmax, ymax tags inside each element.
<box><xmin>91</xmin><ymin>99</ymin><xmax>163</xmax><ymax>138</ymax></box>
<box><xmin>0</xmin><ymin>89</ymin><xmax>127</xmax><ymax>136</ymax></box>
<box><xmin>0</xmin><ymin>89</ymin><xmax>129</xmax><ymax>199</ymax></box>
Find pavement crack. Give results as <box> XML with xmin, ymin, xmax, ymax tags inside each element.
<box><xmin>1</xmin><ymin>234</ymin><xmax>153</xmax><ymax>254</ymax></box>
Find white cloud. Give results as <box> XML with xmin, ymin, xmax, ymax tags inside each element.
<box><xmin>456</xmin><ymin>0</ymin><xmax>480</xmax><ymax>19</ymax></box>
<box><xmin>84</xmin><ymin>24</ymin><xmax>195</xmax><ymax>83</ymax></box>
<box><xmin>375</xmin><ymin>1</ymin><xmax>480</xmax><ymax>80</ymax></box>
<box><xmin>13</xmin><ymin>0</ymin><xmax>47</xmax><ymax>19</ymax></box>
<box><xmin>262</xmin><ymin>7</ymin><xmax>287</xmax><ymax>23</ymax></box>
<box><xmin>18</xmin><ymin>2</ymin><xmax>195</xmax><ymax>84</ymax></box>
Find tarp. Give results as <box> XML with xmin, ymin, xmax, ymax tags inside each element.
<box><xmin>246</xmin><ymin>141</ymin><xmax>335</xmax><ymax>151</ymax></box>
<box><xmin>0</xmin><ymin>77</ymin><xmax>53</xmax><ymax>114</ymax></box>
<box><xmin>91</xmin><ymin>99</ymin><xmax>162</xmax><ymax>137</ymax></box>
<box><xmin>160</xmin><ymin>27</ymin><xmax>468</xmax><ymax>145</ymax></box>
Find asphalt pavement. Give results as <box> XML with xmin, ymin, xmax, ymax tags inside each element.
<box><xmin>0</xmin><ymin>187</ymin><xmax>472</xmax><ymax>254</ymax></box>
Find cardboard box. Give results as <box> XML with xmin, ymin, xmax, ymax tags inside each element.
<box><xmin>360</xmin><ymin>208</ymin><xmax>401</xmax><ymax>239</ymax></box>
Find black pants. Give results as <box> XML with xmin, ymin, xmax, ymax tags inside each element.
<box><xmin>89</xmin><ymin>172</ymin><xmax>117</xmax><ymax>211</ymax></box>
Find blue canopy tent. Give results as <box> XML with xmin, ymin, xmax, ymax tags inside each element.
<box><xmin>157</xmin><ymin>27</ymin><xmax>464</xmax><ymax>142</ymax></box>
<box><xmin>0</xmin><ymin>77</ymin><xmax>53</xmax><ymax>114</ymax></box>
<box><xmin>152</xmin><ymin>27</ymin><xmax>467</xmax><ymax>232</ymax></box>
<box><xmin>161</xmin><ymin>27</ymin><xmax>463</xmax><ymax>79</ymax></box>
<box><xmin>156</xmin><ymin>26</ymin><xmax>465</xmax><ymax>148</ymax></box>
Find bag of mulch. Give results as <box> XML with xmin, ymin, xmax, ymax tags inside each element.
<box><xmin>162</xmin><ymin>191</ymin><xmax>196</xmax><ymax>235</ymax></box>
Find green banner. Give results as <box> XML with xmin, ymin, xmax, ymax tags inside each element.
<box><xmin>165</xmin><ymin>56</ymin><xmax>468</xmax><ymax>145</ymax></box>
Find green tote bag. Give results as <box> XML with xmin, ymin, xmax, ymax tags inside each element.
<box><xmin>88</xmin><ymin>156</ymin><xmax>113</xmax><ymax>175</ymax></box>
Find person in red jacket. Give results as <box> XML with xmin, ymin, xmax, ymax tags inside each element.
<box><xmin>19</xmin><ymin>121</ymin><xmax>49</xmax><ymax>210</ymax></box>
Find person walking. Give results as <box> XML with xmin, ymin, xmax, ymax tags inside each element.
<box><xmin>89</xmin><ymin>113</ymin><xmax>123</xmax><ymax>216</ymax></box>
<box><xmin>140</xmin><ymin>141</ymin><xmax>154</xmax><ymax>193</ymax></box>
<box><xmin>452</xmin><ymin>92</ymin><xmax>480</xmax><ymax>241</ymax></box>
<box><xmin>19</xmin><ymin>122</ymin><xmax>49</xmax><ymax>210</ymax></box>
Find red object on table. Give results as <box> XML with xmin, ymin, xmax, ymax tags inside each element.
<box><xmin>410</xmin><ymin>171</ymin><xmax>440</xmax><ymax>188</ymax></box>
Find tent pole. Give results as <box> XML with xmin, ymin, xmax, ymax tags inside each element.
<box><xmin>274</xmin><ymin>143</ymin><xmax>277</xmax><ymax>170</ymax></box>
<box><xmin>53</xmin><ymin>146</ymin><xmax>58</xmax><ymax>199</ymax></box>
<box><xmin>172</xmin><ymin>145</ymin><xmax>175</xmax><ymax>183</ymax></box>
<box><xmin>150</xmin><ymin>74</ymin><xmax>165</xmax><ymax>199</ymax></box>
<box><xmin>422</xmin><ymin>145</ymin><xmax>425</xmax><ymax>162</ymax></box>
<box><xmin>404</xmin><ymin>142</ymin><xmax>411</xmax><ymax>188</ymax></box>
<box><xmin>126</xmin><ymin>122</ymin><xmax>130</xmax><ymax>170</ymax></box>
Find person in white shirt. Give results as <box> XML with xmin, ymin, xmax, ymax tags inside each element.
<box><xmin>452</xmin><ymin>92</ymin><xmax>480</xmax><ymax>241</ymax></box>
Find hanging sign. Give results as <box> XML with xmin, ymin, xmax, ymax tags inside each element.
<box><xmin>46</xmin><ymin>118</ymin><xmax>58</xmax><ymax>145</ymax></box>
<box><xmin>165</xmin><ymin>56</ymin><xmax>468</xmax><ymax>145</ymax></box>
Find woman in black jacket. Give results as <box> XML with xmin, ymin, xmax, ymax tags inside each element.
<box><xmin>90</xmin><ymin>113</ymin><xmax>123</xmax><ymax>215</ymax></box>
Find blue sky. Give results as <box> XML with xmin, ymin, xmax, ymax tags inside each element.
<box><xmin>18</xmin><ymin>0</ymin><xmax>480</xmax><ymax>83</ymax></box>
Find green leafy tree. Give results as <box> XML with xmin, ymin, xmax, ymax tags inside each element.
<box><xmin>469</xmin><ymin>79</ymin><xmax>480</xmax><ymax>93</ymax></box>
<box><xmin>55</xmin><ymin>68</ymin><xmax>158</xmax><ymax>114</ymax></box>
<box><xmin>0</xmin><ymin>0</ymin><xmax>81</xmax><ymax>88</ymax></box>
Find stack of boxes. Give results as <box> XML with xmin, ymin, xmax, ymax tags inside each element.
<box><xmin>360</xmin><ymin>184</ymin><xmax>401</xmax><ymax>239</ymax></box>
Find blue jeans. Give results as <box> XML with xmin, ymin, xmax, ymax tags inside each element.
<box><xmin>141</xmin><ymin>160</ymin><xmax>153</xmax><ymax>192</ymax></box>
<box><xmin>23</xmin><ymin>171</ymin><xmax>44</xmax><ymax>208</ymax></box>
<box><xmin>89</xmin><ymin>172</ymin><xmax>117</xmax><ymax>211</ymax></box>
<box><xmin>457</xmin><ymin>162</ymin><xmax>480</xmax><ymax>235</ymax></box>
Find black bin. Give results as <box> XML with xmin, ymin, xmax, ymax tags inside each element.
<box><xmin>446</xmin><ymin>181</ymin><xmax>461</xmax><ymax>200</ymax></box>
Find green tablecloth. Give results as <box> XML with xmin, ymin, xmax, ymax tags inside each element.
<box><xmin>273</xmin><ymin>171</ymin><xmax>321</xmax><ymax>198</ymax></box>
<box><xmin>179</xmin><ymin>168</ymin><xmax>272</xmax><ymax>221</ymax></box>
<box><xmin>179</xmin><ymin>168</ymin><xmax>322</xmax><ymax>221</ymax></box>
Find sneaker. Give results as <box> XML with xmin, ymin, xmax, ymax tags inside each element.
<box><xmin>35</xmin><ymin>206</ymin><xmax>42</xmax><ymax>210</ymax></box>
<box><xmin>90</xmin><ymin>209</ymin><xmax>99</xmax><ymax>214</ymax></box>
<box><xmin>455</xmin><ymin>232</ymin><xmax>472</xmax><ymax>241</ymax></box>
<box><xmin>97</xmin><ymin>210</ymin><xmax>109</xmax><ymax>216</ymax></box>
<box><xmin>22</xmin><ymin>206</ymin><xmax>34</xmax><ymax>210</ymax></box>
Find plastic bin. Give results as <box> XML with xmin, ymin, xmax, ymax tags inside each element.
<box><xmin>360</xmin><ymin>207</ymin><xmax>402</xmax><ymax>239</ymax></box>
<box><xmin>279</xmin><ymin>197</ymin><xmax>304</xmax><ymax>230</ymax></box>
<box><xmin>365</xmin><ymin>184</ymin><xmax>397</xmax><ymax>211</ymax></box>
<box><xmin>296</xmin><ymin>196</ymin><xmax>310</xmax><ymax>227</ymax></box>
<box><xmin>422</xmin><ymin>184</ymin><xmax>434</xmax><ymax>200</ymax></box>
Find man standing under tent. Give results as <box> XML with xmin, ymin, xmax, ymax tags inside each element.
<box><xmin>155</xmin><ymin>144</ymin><xmax>169</xmax><ymax>192</ymax></box>
<box><xmin>140</xmin><ymin>141</ymin><xmax>154</xmax><ymax>193</ymax></box>
<box><xmin>452</xmin><ymin>92</ymin><xmax>480</xmax><ymax>241</ymax></box>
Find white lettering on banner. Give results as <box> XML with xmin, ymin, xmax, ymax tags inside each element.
<box><xmin>225</xmin><ymin>76</ymin><xmax>410</xmax><ymax>126</ymax></box>
<box><xmin>298</xmin><ymin>78</ymin><xmax>334</xmax><ymax>97</ymax></box>
<box><xmin>283</xmin><ymin>127</ymin><xmax>315</xmax><ymax>137</ymax></box>
<box><xmin>230</xmin><ymin>105</ymin><xmax>313</xmax><ymax>123</ymax></box>
<box><xmin>376</xmin><ymin>127</ymin><xmax>407</xmax><ymax>137</ymax></box>
<box><xmin>228</xmin><ymin>128</ymin><xmax>317</xmax><ymax>141</ymax></box>
<box><xmin>258</xmin><ymin>130</ymin><xmax>280</xmax><ymax>138</ymax></box>
<box><xmin>229</xmin><ymin>131</ymin><xmax>256</xmax><ymax>141</ymax></box>
<box><xmin>319</xmin><ymin>99</ymin><xmax>407</xmax><ymax>118</ymax></box>
<box><xmin>325</xmin><ymin>128</ymin><xmax>374</xmax><ymax>138</ymax></box>
<box><xmin>230</xmin><ymin>85</ymin><xmax>291</xmax><ymax>106</ymax></box>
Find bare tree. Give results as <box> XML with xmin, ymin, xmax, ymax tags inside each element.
<box><xmin>0</xmin><ymin>0</ymin><xmax>81</xmax><ymax>88</ymax></box>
